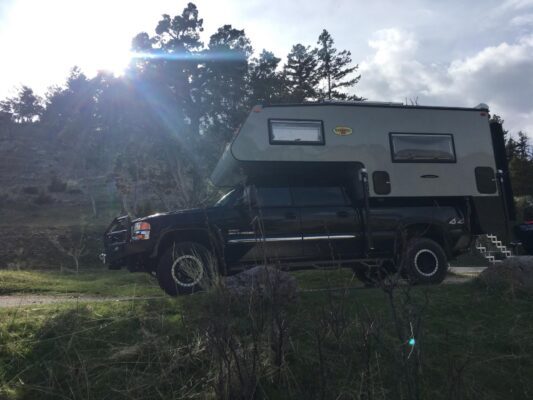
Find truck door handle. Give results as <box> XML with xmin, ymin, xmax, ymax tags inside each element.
<box><xmin>285</xmin><ymin>212</ymin><xmax>297</xmax><ymax>220</ymax></box>
<box><xmin>337</xmin><ymin>211</ymin><xmax>349</xmax><ymax>218</ymax></box>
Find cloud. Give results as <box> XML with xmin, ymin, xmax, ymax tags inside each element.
<box><xmin>357</xmin><ymin>29</ymin><xmax>533</xmax><ymax>136</ymax></box>
<box><xmin>500</xmin><ymin>0</ymin><xmax>533</xmax><ymax>10</ymax></box>
<box><xmin>510</xmin><ymin>13</ymin><xmax>533</xmax><ymax>26</ymax></box>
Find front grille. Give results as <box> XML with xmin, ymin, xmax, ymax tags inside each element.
<box><xmin>105</xmin><ymin>216</ymin><xmax>130</xmax><ymax>246</ymax></box>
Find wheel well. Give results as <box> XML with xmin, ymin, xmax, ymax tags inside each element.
<box><xmin>397</xmin><ymin>223</ymin><xmax>451</xmax><ymax>258</ymax></box>
<box><xmin>155</xmin><ymin>229</ymin><xmax>220</xmax><ymax>260</ymax></box>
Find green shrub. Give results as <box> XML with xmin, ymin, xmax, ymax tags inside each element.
<box><xmin>47</xmin><ymin>176</ymin><xmax>67</xmax><ymax>193</ymax></box>
<box><xmin>22</xmin><ymin>186</ymin><xmax>39</xmax><ymax>195</ymax></box>
<box><xmin>33</xmin><ymin>191</ymin><xmax>53</xmax><ymax>205</ymax></box>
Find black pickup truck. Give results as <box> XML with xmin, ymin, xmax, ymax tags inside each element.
<box><xmin>103</xmin><ymin>183</ymin><xmax>470</xmax><ymax>296</ymax></box>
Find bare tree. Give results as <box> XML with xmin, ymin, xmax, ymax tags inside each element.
<box><xmin>49</xmin><ymin>224</ymin><xmax>89</xmax><ymax>273</ymax></box>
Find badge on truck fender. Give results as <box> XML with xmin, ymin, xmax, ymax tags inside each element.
<box><xmin>333</xmin><ymin>126</ymin><xmax>353</xmax><ymax>136</ymax></box>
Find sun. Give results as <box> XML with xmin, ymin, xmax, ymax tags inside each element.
<box><xmin>99</xmin><ymin>49</ymin><xmax>132</xmax><ymax>76</ymax></box>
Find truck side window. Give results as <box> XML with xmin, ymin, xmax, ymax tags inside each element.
<box><xmin>253</xmin><ymin>187</ymin><xmax>292</xmax><ymax>207</ymax></box>
<box><xmin>390</xmin><ymin>133</ymin><xmax>456</xmax><ymax>162</ymax></box>
<box><xmin>292</xmin><ymin>186</ymin><xmax>348</xmax><ymax>206</ymax></box>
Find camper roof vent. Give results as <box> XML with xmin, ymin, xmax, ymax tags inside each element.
<box><xmin>474</xmin><ymin>103</ymin><xmax>490</xmax><ymax>111</ymax></box>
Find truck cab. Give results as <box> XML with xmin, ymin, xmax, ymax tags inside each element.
<box><xmin>104</xmin><ymin>174</ymin><xmax>468</xmax><ymax>296</ymax></box>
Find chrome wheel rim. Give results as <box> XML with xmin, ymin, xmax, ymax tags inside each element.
<box><xmin>171</xmin><ymin>255</ymin><xmax>204</xmax><ymax>287</ymax></box>
<box><xmin>414</xmin><ymin>249</ymin><xmax>439</xmax><ymax>277</ymax></box>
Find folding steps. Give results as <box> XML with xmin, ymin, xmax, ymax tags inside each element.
<box><xmin>475</xmin><ymin>234</ymin><xmax>513</xmax><ymax>264</ymax></box>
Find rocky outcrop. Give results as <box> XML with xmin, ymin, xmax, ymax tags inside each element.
<box><xmin>478</xmin><ymin>256</ymin><xmax>533</xmax><ymax>290</ymax></box>
<box><xmin>224</xmin><ymin>266</ymin><xmax>298</xmax><ymax>300</ymax></box>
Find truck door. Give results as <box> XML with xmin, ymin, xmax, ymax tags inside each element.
<box><xmin>293</xmin><ymin>186</ymin><xmax>364</xmax><ymax>260</ymax></box>
<box><xmin>225</xmin><ymin>186</ymin><xmax>303</xmax><ymax>263</ymax></box>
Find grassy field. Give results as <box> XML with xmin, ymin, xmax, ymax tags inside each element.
<box><xmin>0</xmin><ymin>268</ymin><xmax>358</xmax><ymax>297</ymax></box>
<box><xmin>1</xmin><ymin>268</ymin><xmax>532</xmax><ymax>399</ymax></box>
<box><xmin>0</xmin><ymin>269</ymin><xmax>163</xmax><ymax>297</ymax></box>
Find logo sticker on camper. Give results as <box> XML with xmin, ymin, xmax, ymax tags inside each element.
<box><xmin>333</xmin><ymin>126</ymin><xmax>353</xmax><ymax>136</ymax></box>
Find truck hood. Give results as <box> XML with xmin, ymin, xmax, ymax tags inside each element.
<box><xmin>132</xmin><ymin>207</ymin><xmax>219</xmax><ymax>231</ymax></box>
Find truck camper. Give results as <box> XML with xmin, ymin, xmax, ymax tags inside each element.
<box><xmin>102</xmin><ymin>101</ymin><xmax>516</xmax><ymax>295</ymax></box>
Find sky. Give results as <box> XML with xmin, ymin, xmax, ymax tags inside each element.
<box><xmin>0</xmin><ymin>0</ymin><xmax>532</xmax><ymax>136</ymax></box>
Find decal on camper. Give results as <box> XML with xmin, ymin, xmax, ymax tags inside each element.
<box><xmin>333</xmin><ymin>126</ymin><xmax>353</xmax><ymax>136</ymax></box>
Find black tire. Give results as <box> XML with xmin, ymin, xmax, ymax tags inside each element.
<box><xmin>403</xmin><ymin>238</ymin><xmax>448</xmax><ymax>284</ymax></box>
<box><xmin>157</xmin><ymin>241</ymin><xmax>217</xmax><ymax>296</ymax></box>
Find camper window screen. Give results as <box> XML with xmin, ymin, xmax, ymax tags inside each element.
<box><xmin>269</xmin><ymin>120</ymin><xmax>324</xmax><ymax>145</ymax></box>
<box><xmin>390</xmin><ymin>133</ymin><xmax>456</xmax><ymax>162</ymax></box>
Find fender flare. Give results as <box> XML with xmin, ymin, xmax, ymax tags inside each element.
<box><xmin>150</xmin><ymin>227</ymin><xmax>224</xmax><ymax>260</ymax></box>
<box><xmin>393</xmin><ymin>220</ymin><xmax>452</xmax><ymax>260</ymax></box>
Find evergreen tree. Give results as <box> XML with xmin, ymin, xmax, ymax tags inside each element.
<box><xmin>204</xmin><ymin>25</ymin><xmax>253</xmax><ymax>145</ymax></box>
<box><xmin>316</xmin><ymin>29</ymin><xmax>361</xmax><ymax>100</ymax></box>
<box><xmin>133</xmin><ymin>2</ymin><xmax>206</xmax><ymax>142</ymax></box>
<box><xmin>515</xmin><ymin>131</ymin><xmax>531</xmax><ymax>160</ymax></box>
<box><xmin>283</xmin><ymin>44</ymin><xmax>320</xmax><ymax>102</ymax></box>
<box><xmin>248</xmin><ymin>50</ymin><xmax>285</xmax><ymax>105</ymax></box>
<box><xmin>2</xmin><ymin>86</ymin><xmax>44</xmax><ymax>123</ymax></box>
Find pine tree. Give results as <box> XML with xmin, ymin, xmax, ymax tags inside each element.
<box><xmin>316</xmin><ymin>29</ymin><xmax>361</xmax><ymax>100</ymax></box>
<box><xmin>248</xmin><ymin>50</ymin><xmax>285</xmax><ymax>105</ymax></box>
<box><xmin>3</xmin><ymin>86</ymin><xmax>44</xmax><ymax>123</ymax></box>
<box><xmin>283</xmin><ymin>44</ymin><xmax>320</xmax><ymax>102</ymax></box>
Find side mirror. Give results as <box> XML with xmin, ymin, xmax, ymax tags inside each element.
<box><xmin>236</xmin><ymin>186</ymin><xmax>256</xmax><ymax>208</ymax></box>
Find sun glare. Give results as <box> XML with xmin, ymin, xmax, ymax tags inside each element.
<box><xmin>99</xmin><ymin>49</ymin><xmax>132</xmax><ymax>76</ymax></box>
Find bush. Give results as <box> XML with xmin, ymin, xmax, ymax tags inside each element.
<box><xmin>33</xmin><ymin>191</ymin><xmax>53</xmax><ymax>205</ymax></box>
<box><xmin>515</xmin><ymin>196</ymin><xmax>533</xmax><ymax>221</ymax></box>
<box><xmin>47</xmin><ymin>176</ymin><xmax>67</xmax><ymax>193</ymax></box>
<box><xmin>65</xmin><ymin>180</ymin><xmax>83</xmax><ymax>194</ymax></box>
<box><xmin>22</xmin><ymin>186</ymin><xmax>39</xmax><ymax>195</ymax></box>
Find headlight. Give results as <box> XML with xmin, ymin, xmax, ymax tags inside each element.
<box><xmin>132</xmin><ymin>221</ymin><xmax>151</xmax><ymax>240</ymax></box>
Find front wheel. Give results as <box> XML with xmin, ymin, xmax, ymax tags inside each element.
<box><xmin>402</xmin><ymin>238</ymin><xmax>448</xmax><ymax>284</ymax></box>
<box><xmin>157</xmin><ymin>242</ymin><xmax>217</xmax><ymax>296</ymax></box>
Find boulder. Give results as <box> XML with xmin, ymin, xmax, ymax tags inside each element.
<box><xmin>478</xmin><ymin>256</ymin><xmax>533</xmax><ymax>290</ymax></box>
<box><xmin>223</xmin><ymin>266</ymin><xmax>298</xmax><ymax>301</ymax></box>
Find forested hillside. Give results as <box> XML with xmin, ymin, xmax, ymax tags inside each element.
<box><xmin>0</xmin><ymin>3</ymin><xmax>362</xmax><ymax>269</ymax></box>
<box><xmin>0</xmin><ymin>2</ymin><xmax>531</xmax><ymax>270</ymax></box>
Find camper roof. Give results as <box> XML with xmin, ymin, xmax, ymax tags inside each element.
<box><xmin>260</xmin><ymin>100</ymin><xmax>489</xmax><ymax>112</ymax></box>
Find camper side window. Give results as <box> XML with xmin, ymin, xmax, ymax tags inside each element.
<box><xmin>269</xmin><ymin>120</ymin><xmax>324</xmax><ymax>145</ymax></box>
<box><xmin>390</xmin><ymin>133</ymin><xmax>456</xmax><ymax>163</ymax></box>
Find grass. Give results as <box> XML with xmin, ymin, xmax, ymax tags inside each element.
<box><xmin>1</xmin><ymin>269</ymin><xmax>532</xmax><ymax>399</ymax></box>
<box><xmin>0</xmin><ymin>267</ymin><xmax>358</xmax><ymax>297</ymax></box>
<box><xmin>0</xmin><ymin>269</ymin><xmax>162</xmax><ymax>297</ymax></box>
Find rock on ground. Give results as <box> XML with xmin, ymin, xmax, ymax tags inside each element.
<box><xmin>223</xmin><ymin>266</ymin><xmax>298</xmax><ymax>300</ymax></box>
<box><xmin>478</xmin><ymin>256</ymin><xmax>533</xmax><ymax>290</ymax></box>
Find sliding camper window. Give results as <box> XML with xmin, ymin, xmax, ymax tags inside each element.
<box><xmin>269</xmin><ymin>119</ymin><xmax>324</xmax><ymax>145</ymax></box>
<box><xmin>390</xmin><ymin>133</ymin><xmax>456</xmax><ymax>163</ymax></box>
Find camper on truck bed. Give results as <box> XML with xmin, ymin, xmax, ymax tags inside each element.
<box><xmin>101</xmin><ymin>101</ymin><xmax>515</xmax><ymax>296</ymax></box>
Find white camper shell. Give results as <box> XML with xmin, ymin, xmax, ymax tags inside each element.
<box><xmin>211</xmin><ymin>102</ymin><xmax>497</xmax><ymax>199</ymax></box>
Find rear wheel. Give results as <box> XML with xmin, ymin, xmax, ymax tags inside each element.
<box><xmin>403</xmin><ymin>238</ymin><xmax>448</xmax><ymax>284</ymax></box>
<box><xmin>157</xmin><ymin>242</ymin><xmax>217</xmax><ymax>296</ymax></box>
